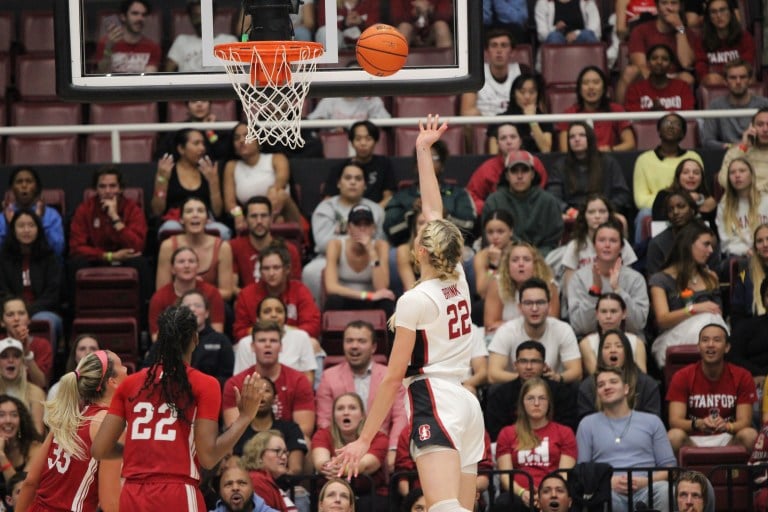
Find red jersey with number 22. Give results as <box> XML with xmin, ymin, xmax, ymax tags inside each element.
<box><xmin>108</xmin><ymin>366</ymin><xmax>221</xmax><ymax>482</ymax></box>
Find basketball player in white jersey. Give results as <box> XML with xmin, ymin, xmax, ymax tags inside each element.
<box><xmin>333</xmin><ymin>115</ymin><xmax>485</xmax><ymax>512</ymax></box>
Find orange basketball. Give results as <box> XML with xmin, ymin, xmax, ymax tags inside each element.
<box><xmin>356</xmin><ymin>24</ymin><xmax>409</xmax><ymax>77</ymax></box>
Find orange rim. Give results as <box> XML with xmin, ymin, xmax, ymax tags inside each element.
<box><xmin>215</xmin><ymin>41</ymin><xmax>324</xmax><ymax>86</ymax></box>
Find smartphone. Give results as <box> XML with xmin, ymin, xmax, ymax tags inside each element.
<box><xmin>101</xmin><ymin>14</ymin><xmax>121</xmax><ymax>36</ymax></box>
<box><xmin>709</xmin><ymin>408</ymin><xmax>719</xmax><ymax>419</ymax></box>
<box><xmin>749</xmin><ymin>134</ymin><xmax>757</xmax><ymax>145</ymax></box>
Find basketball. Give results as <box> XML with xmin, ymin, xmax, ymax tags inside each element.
<box><xmin>356</xmin><ymin>24</ymin><xmax>409</xmax><ymax>77</ymax></box>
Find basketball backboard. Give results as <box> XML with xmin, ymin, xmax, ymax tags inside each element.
<box><xmin>54</xmin><ymin>0</ymin><xmax>483</xmax><ymax>101</ymax></box>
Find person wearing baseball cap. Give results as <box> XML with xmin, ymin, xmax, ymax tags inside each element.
<box><xmin>0</xmin><ymin>336</ymin><xmax>45</xmax><ymax>434</ymax></box>
<box><xmin>481</xmin><ymin>149</ymin><xmax>563</xmax><ymax>256</ymax></box>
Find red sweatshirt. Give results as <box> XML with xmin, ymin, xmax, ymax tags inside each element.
<box><xmin>233</xmin><ymin>280</ymin><xmax>321</xmax><ymax>339</ymax></box>
<box><xmin>69</xmin><ymin>196</ymin><xmax>146</xmax><ymax>260</ymax></box>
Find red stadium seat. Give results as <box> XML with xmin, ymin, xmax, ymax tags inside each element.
<box><xmin>540</xmin><ymin>43</ymin><xmax>607</xmax><ymax>89</ymax></box>
<box><xmin>321</xmin><ymin>310</ymin><xmax>389</xmax><ymax>356</ymax></box>
<box><xmin>663</xmin><ymin>345</ymin><xmax>700</xmax><ymax>388</ymax></box>
<box><xmin>633</xmin><ymin>119</ymin><xmax>699</xmax><ymax>150</ymax></box>
<box><xmin>678</xmin><ymin>446</ymin><xmax>750</xmax><ymax>511</ymax></box>
<box><xmin>0</xmin><ymin>54</ymin><xmax>9</xmax><ymax>99</ymax></box>
<box><xmin>395</xmin><ymin>125</ymin><xmax>464</xmax><ymax>156</ymax></box>
<box><xmin>166</xmin><ymin>100</ymin><xmax>238</xmax><ymax>122</ymax></box>
<box><xmin>85</xmin><ymin>134</ymin><xmax>157</xmax><ymax>164</ymax></box>
<box><xmin>405</xmin><ymin>47</ymin><xmax>455</xmax><ymax>67</ymax></box>
<box><xmin>12</xmin><ymin>102</ymin><xmax>83</xmax><ymax>126</ymax></box>
<box><xmin>320</xmin><ymin>131</ymin><xmax>352</xmax><ymax>158</ymax></box>
<box><xmin>546</xmin><ymin>89</ymin><xmax>577</xmax><ymax>114</ymax></box>
<box><xmin>472</xmin><ymin>124</ymin><xmax>489</xmax><ymax>154</ymax></box>
<box><xmin>16</xmin><ymin>55</ymin><xmax>58</xmax><ymax>101</ymax></box>
<box><xmin>89</xmin><ymin>102</ymin><xmax>158</xmax><ymax>133</ymax></box>
<box><xmin>71</xmin><ymin>317</ymin><xmax>139</xmax><ymax>364</ymax></box>
<box><xmin>393</xmin><ymin>95</ymin><xmax>457</xmax><ymax>117</ymax></box>
<box><xmin>0</xmin><ymin>13</ymin><xmax>13</xmax><ymax>53</ymax></box>
<box><xmin>83</xmin><ymin>187</ymin><xmax>145</xmax><ymax>211</ymax></box>
<box><xmin>270</xmin><ymin>222</ymin><xmax>305</xmax><ymax>262</ymax></box>
<box><xmin>75</xmin><ymin>267</ymin><xmax>141</xmax><ymax>322</ymax></box>
<box><xmin>508</xmin><ymin>44</ymin><xmax>534</xmax><ymax>70</ymax></box>
<box><xmin>20</xmin><ymin>11</ymin><xmax>55</xmax><ymax>54</ymax></box>
<box><xmin>5</xmin><ymin>137</ymin><xmax>78</xmax><ymax>165</ymax></box>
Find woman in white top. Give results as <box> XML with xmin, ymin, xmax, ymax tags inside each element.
<box><xmin>334</xmin><ymin>115</ymin><xmax>485</xmax><ymax>512</ymax></box>
<box><xmin>716</xmin><ymin>157</ymin><xmax>768</xmax><ymax>258</ymax></box>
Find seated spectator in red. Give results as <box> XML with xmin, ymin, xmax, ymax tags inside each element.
<box><xmin>392</xmin><ymin>0</ymin><xmax>454</xmax><ymax>48</ymax></box>
<box><xmin>666</xmin><ymin>323</ymin><xmax>758</xmax><ymax>454</ymax></box>
<box><xmin>94</xmin><ymin>0</ymin><xmax>161</xmax><ymax>73</ymax></box>
<box><xmin>555</xmin><ymin>66</ymin><xmax>636</xmax><ymax>152</ymax></box>
<box><xmin>625</xmin><ymin>44</ymin><xmax>695</xmax><ymax>111</ymax></box>
<box><xmin>223</xmin><ymin>321</ymin><xmax>315</xmax><ymax>439</ymax></box>
<box><xmin>693</xmin><ymin>0</ymin><xmax>754</xmax><ymax>86</ymax></box>
<box><xmin>148</xmin><ymin>246</ymin><xmax>225</xmax><ymax>340</ymax></box>
<box><xmin>229</xmin><ymin>196</ymin><xmax>302</xmax><ymax>292</ymax></box>
<box><xmin>234</xmin><ymin>245</ymin><xmax>320</xmax><ymax>340</ymax></box>
<box><xmin>0</xmin><ymin>297</ymin><xmax>52</xmax><ymax>392</ymax></box>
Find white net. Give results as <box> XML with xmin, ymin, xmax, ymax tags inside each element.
<box><xmin>215</xmin><ymin>42</ymin><xmax>323</xmax><ymax>149</ymax></box>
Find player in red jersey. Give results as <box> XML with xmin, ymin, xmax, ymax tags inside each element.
<box><xmin>91</xmin><ymin>305</ymin><xmax>265</xmax><ymax>511</ymax></box>
<box><xmin>334</xmin><ymin>115</ymin><xmax>485</xmax><ymax>512</ymax></box>
<box><xmin>16</xmin><ymin>350</ymin><xmax>127</xmax><ymax>512</ymax></box>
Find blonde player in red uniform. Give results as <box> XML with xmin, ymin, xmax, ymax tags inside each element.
<box><xmin>16</xmin><ymin>350</ymin><xmax>127</xmax><ymax>512</ymax></box>
<box><xmin>334</xmin><ymin>115</ymin><xmax>485</xmax><ymax>512</ymax></box>
<box><xmin>91</xmin><ymin>305</ymin><xmax>265</xmax><ymax>511</ymax></box>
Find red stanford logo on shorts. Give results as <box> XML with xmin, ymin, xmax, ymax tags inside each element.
<box><xmin>418</xmin><ymin>424</ymin><xmax>431</xmax><ymax>441</ymax></box>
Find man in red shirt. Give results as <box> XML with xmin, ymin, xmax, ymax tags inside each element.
<box><xmin>95</xmin><ymin>0</ymin><xmax>161</xmax><ymax>73</ymax></box>
<box><xmin>229</xmin><ymin>196</ymin><xmax>302</xmax><ymax>292</ymax></box>
<box><xmin>666</xmin><ymin>323</ymin><xmax>758</xmax><ymax>454</ymax></box>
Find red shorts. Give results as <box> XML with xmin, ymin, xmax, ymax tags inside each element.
<box><xmin>121</xmin><ymin>480</ymin><xmax>206</xmax><ymax>511</ymax></box>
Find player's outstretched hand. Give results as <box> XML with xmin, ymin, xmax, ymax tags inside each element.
<box><xmin>331</xmin><ymin>438</ymin><xmax>372</xmax><ymax>479</ymax></box>
<box><xmin>235</xmin><ymin>373</ymin><xmax>265</xmax><ymax>420</ymax></box>
<box><xmin>416</xmin><ymin>114</ymin><xmax>448</xmax><ymax>150</ymax></box>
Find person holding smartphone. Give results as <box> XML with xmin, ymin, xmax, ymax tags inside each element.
<box><xmin>718</xmin><ymin>107</ymin><xmax>768</xmax><ymax>193</ymax></box>
<box><xmin>94</xmin><ymin>0</ymin><xmax>161</xmax><ymax>73</ymax></box>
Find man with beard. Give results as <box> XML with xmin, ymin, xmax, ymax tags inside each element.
<box><xmin>315</xmin><ymin>320</ymin><xmax>407</xmax><ymax>471</ymax></box>
<box><xmin>212</xmin><ymin>464</ymin><xmax>279</xmax><ymax>512</ymax></box>
<box><xmin>718</xmin><ymin>106</ymin><xmax>768</xmax><ymax>192</ymax></box>
<box><xmin>166</xmin><ymin>0</ymin><xmax>237</xmax><ymax>72</ymax></box>
<box><xmin>702</xmin><ymin>61</ymin><xmax>768</xmax><ymax>150</ymax></box>
<box><xmin>537</xmin><ymin>473</ymin><xmax>572</xmax><ymax>512</ymax></box>
<box><xmin>230</xmin><ymin>196</ymin><xmax>302</xmax><ymax>290</ymax></box>
<box><xmin>95</xmin><ymin>0</ymin><xmax>161</xmax><ymax>73</ymax></box>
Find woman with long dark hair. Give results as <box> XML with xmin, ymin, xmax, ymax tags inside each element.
<box><xmin>651</xmin><ymin>158</ymin><xmax>717</xmax><ymax>224</ymax></box>
<box><xmin>0</xmin><ymin>395</ymin><xmax>42</xmax><ymax>485</ymax></box>
<box><xmin>92</xmin><ymin>305</ymin><xmax>265</xmax><ymax>509</ymax></box>
<box><xmin>694</xmin><ymin>0</ymin><xmax>754</xmax><ymax>86</ymax></box>
<box><xmin>731</xmin><ymin>223</ymin><xmax>768</xmax><ymax>328</ymax></box>
<box><xmin>16</xmin><ymin>350</ymin><xmax>127</xmax><ymax>512</ymax></box>
<box><xmin>489</xmin><ymin>74</ymin><xmax>554</xmax><ymax>154</ymax></box>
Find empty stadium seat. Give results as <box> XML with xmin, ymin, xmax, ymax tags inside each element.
<box><xmin>85</xmin><ymin>134</ymin><xmax>156</xmax><ymax>164</ymax></box>
<box><xmin>405</xmin><ymin>47</ymin><xmax>455</xmax><ymax>67</ymax></box>
<box><xmin>663</xmin><ymin>344</ymin><xmax>700</xmax><ymax>388</ymax></box>
<box><xmin>0</xmin><ymin>54</ymin><xmax>9</xmax><ymax>99</ymax></box>
<box><xmin>678</xmin><ymin>446</ymin><xmax>750</xmax><ymax>511</ymax></box>
<box><xmin>319</xmin><ymin>131</ymin><xmax>352</xmax><ymax>158</ymax></box>
<box><xmin>393</xmin><ymin>95</ymin><xmax>457</xmax><ymax>118</ymax></box>
<box><xmin>633</xmin><ymin>119</ymin><xmax>699</xmax><ymax>150</ymax></box>
<box><xmin>16</xmin><ymin>55</ymin><xmax>58</xmax><ymax>100</ymax></box>
<box><xmin>5</xmin><ymin>137</ymin><xmax>78</xmax><ymax>165</ymax></box>
<box><xmin>20</xmin><ymin>11</ymin><xmax>55</xmax><ymax>54</ymax></box>
<box><xmin>540</xmin><ymin>43</ymin><xmax>607</xmax><ymax>89</ymax></box>
<box><xmin>167</xmin><ymin>100</ymin><xmax>238</xmax><ymax>122</ymax></box>
<box><xmin>547</xmin><ymin>89</ymin><xmax>577</xmax><ymax>114</ymax></box>
<box><xmin>395</xmin><ymin>125</ymin><xmax>464</xmax><ymax>156</ymax></box>
<box><xmin>89</xmin><ymin>102</ymin><xmax>159</xmax><ymax>130</ymax></box>
<box><xmin>270</xmin><ymin>222</ymin><xmax>305</xmax><ymax>262</ymax></box>
<box><xmin>71</xmin><ymin>317</ymin><xmax>139</xmax><ymax>364</ymax></box>
<box><xmin>75</xmin><ymin>267</ymin><xmax>141</xmax><ymax>322</ymax></box>
<box><xmin>473</xmin><ymin>124</ymin><xmax>489</xmax><ymax>154</ymax></box>
<box><xmin>0</xmin><ymin>13</ymin><xmax>13</xmax><ymax>53</ymax></box>
<box><xmin>321</xmin><ymin>310</ymin><xmax>389</xmax><ymax>356</ymax></box>
<box><xmin>12</xmin><ymin>102</ymin><xmax>82</xmax><ymax>126</ymax></box>
<box><xmin>82</xmin><ymin>187</ymin><xmax>145</xmax><ymax>211</ymax></box>
<box><xmin>508</xmin><ymin>44</ymin><xmax>534</xmax><ymax>70</ymax></box>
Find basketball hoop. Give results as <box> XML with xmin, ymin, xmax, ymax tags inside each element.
<box><xmin>215</xmin><ymin>41</ymin><xmax>324</xmax><ymax>149</ymax></box>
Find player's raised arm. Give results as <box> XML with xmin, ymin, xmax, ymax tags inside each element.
<box><xmin>415</xmin><ymin>114</ymin><xmax>448</xmax><ymax>222</ymax></box>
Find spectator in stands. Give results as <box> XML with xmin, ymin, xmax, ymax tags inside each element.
<box><xmin>234</xmin><ymin>296</ymin><xmax>319</xmax><ymax>384</ymax></box>
<box><xmin>0</xmin><ymin>297</ymin><xmax>52</xmax><ymax>392</ymax></box>
<box><xmin>534</xmin><ymin>0</ymin><xmax>601</xmax><ymax>44</ymax></box>
<box><xmin>321</xmin><ymin>121</ymin><xmax>396</xmax><ymax>208</ymax></box>
<box><xmin>153</xmin><ymin>128</ymin><xmax>230</xmax><ymax>239</ymax></box>
<box><xmin>223</xmin><ymin>321</ymin><xmax>315</xmax><ymax>439</ymax></box>
<box><xmin>483</xmin><ymin>0</ymin><xmax>531</xmax><ymax>47</ymax></box>
<box><xmin>0</xmin><ymin>167</ymin><xmax>64</xmax><ymax>259</ymax></box>
<box><xmin>607</xmin><ymin>0</ymin><xmax>657</xmax><ymax>68</ymax></box>
<box><xmin>718</xmin><ymin>107</ymin><xmax>768</xmax><ymax>193</ymax></box>
<box><xmin>401</xmin><ymin>488</ymin><xmax>425</xmax><ymax>512</ymax></box>
<box><xmin>676</xmin><ymin>470</ymin><xmax>711</xmax><ymax>512</ymax></box>
<box><xmin>466</xmin><ymin>122</ymin><xmax>548</xmax><ymax>213</ymax></box>
<box><xmin>651</xmin><ymin>158</ymin><xmax>717</xmax><ymax>224</ymax></box>
<box><xmin>238</xmin><ymin>2</ymin><xmax>314</xmax><ymax>42</ymax></box>
<box><xmin>648</xmin><ymin>194</ymin><xmax>705</xmax><ymax>276</ymax></box>
<box><xmin>318</xmin><ymin>479</ymin><xmax>356</xmax><ymax>512</ymax></box>
<box><xmin>0</xmin><ymin>211</ymin><xmax>62</xmax><ymax>347</ymax></box>
<box><xmin>484</xmin><ymin>242</ymin><xmax>559</xmax><ymax>337</ymax></box>
<box><xmin>649</xmin><ymin>220</ymin><xmax>726</xmax><ymax>368</ymax></box>
<box><xmin>488</xmin><ymin>278</ymin><xmax>582</xmax><ymax>384</ymax></box>
<box><xmin>547</xmin><ymin>122</ymin><xmax>632</xmax><ymax>221</ymax></box>
<box><xmin>482</xmin><ymin>151</ymin><xmax>563</xmax><ymax>256</ymax></box>
<box><xmin>632</xmin><ymin>112</ymin><xmax>703</xmax><ymax>244</ymax></box>
<box><xmin>717</xmin><ymin>158</ymin><xmax>768</xmax><ymax>259</ymax></box>
<box><xmin>144</xmin><ymin>290</ymin><xmax>233</xmax><ymax>388</ymax></box>
<box><xmin>474</xmin><ymin>209</ymin><xmax>515</xmax><ymax>299</ymax></box>
<box><xmin>731</xmin><ymin>224</ymin><xmax>768</xmax><ymax>328</ymax></box>
<box><xmin>312</xmin><ymin>393</ymin><xmax>389</xmax><ymax>510</ymax></box>
<box><xmin>555</xmin><ymin>66</ymin><xmax>636</xmax><ymax>152</ymax></box>
<box><xmin>46</xmin><ymin>334</ymin><xmax>99</xmax><ymax>401</ymax></box>
<box><xmin>385</xmin><ymin>140</ymin><xmax>476</xmax><ymax>249</ymax></box>
<box><xmin>567</xmin><ymin>220</ymin><xmax>649</xmax><ymax>337</ymax></box>
<box><xmin>485</xmin><ymin>341</ymin><xmax>578</xmax><ymax>440</ymax></box>
<box><xmin>615</xmin><ymin>0</ymin><xmax>697</xmax><ymax>104</ymax></box>
<box><xmin>576</xmin><ymin>366</ymin><xmax>675</xmax><ymax>511</ymax></box>
<box><xmin>489</xmin><ymin>74</ymin><xmax>554</xmax><ymax>154</ymax></box>
<box><xmin>0</xmin><ymin>336</ymin><xmax>45</xmax><ymax>435</ymax></box>
<box><xmin>392</xmin><ymin>0</ymin><xmax>453</xmax><ymax>48</ymax></box>
<box><xmin>324</xmin><ymin>204</ymin><xmax>395</xmax><ymax>319</ymax></box>
<box><xmin>537</xmin><ymin>473</ymin><xmax>572</xmax><ymax>512</ymax></box>
<box><xmin>95</xmin><ymin>0</ymin><xmax>161</xmax><ymax>73</ymax></box>
<box><xmin>0</xmin><ymin>395</ymin><xmax>42</xmax><ymax>482</ymax></box>
<box><xmin>316</xmin><ymin>320</ymin><xmax>407</xmax><ymax>471</ymax></box>
<box><xmin>693</xmin><ymin>0</ymin><xmax>754</xmax><ymax>85</ymax></box>
<box><xmin>68</xmin><ymin>166</ymin><xmax>151</xmax><ymax>300</ymax></box>
<box><xmin>6</xmin><ymin>470</ymin><xmax>26</xmax><ymax>512</ymax></box>
<box><xmin>223</xmin><ymin>123</ymin><xmax>303</xmax><ymax>233</ymax></box>
<box><xmin>232</xmin><ymin>377</ymin><xmax>307</xmax><ymax>474</ymax></box>
<box><xmin>234</xmin><ymin>245</ymin><xmax>320</xmax><ymax>341</ymax></box>
<box><xmin>210</xmin><ymin>461</ymin><xmax>279</xmax><ymax>512</ymax></box>
<box><xmin>156</xmin><ymin>100</ymin><xmax>231</xmax><ymax>162</ymax></box>
<box><xmin>156</xmin><ymin>197</ymin><xmax>234</xmax><ymax>301</ymax></box>
<box><xmin>495</xmin><ymin>377</ymin><xmax>577</xmax><ymax>511</ymax></box>
<box><xmin>578</xmin><ymin>293</ymin><xmax>647</xmax><ymax>375</ymax></box>
<box><xmin>394</xmin><ymin>204</ymin><xmax>427</xmax><ymax>292</ymax></box>
<box><xmin>667</xmin><ymin>323</ymin><xmax>758</xmax><ymax>453</ymax></box>
<box><xmin>165</xmin><ymin>0</ymin><xmax>237</xmax><ymax>72</ymax></box>
<box><xmin>242</xmin><ymin>431</ymin><xmax>301</xmax><ymax>512</ymax></box>
<box><xmin>558</xmin><ymin>195</ymin><xmax>637</xmax><ymax>296</ymax></box>
<box><xmin>578</xmin><ymin>329</ymin><xmax>660</xmax><ymax>421</ymax></box>
<box><xmin>460</xmin><ymin>29</ymin><xmax>525</xmax><ymax>117</ymax></box>
<box><xmin>305</xmin><ymin>162</ymin><xmax>385</xmax><ymax>304</ymax></box>
<box><xmin>148</xmin><ymin>247</ymin><xmax>225</xmax><ymax>339</ymax></box>
<box><xmin>625</xmin><ymin>44</ymin><xmax>696</xmax><ymax>111</ymax></box>
<box><xmin>701</xmin><ymin>61</ymin><xmax>768</xmax><ymax>150</ymax></box>
<box><xmin>315</xmin><ymin>0</ymin><xmax>379</xmax><ymax>48</ymax></box>
<box><xmin>229</xmin><ymin>197</ymin><xmax>302</xmax><ymax>292</ymax></box>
